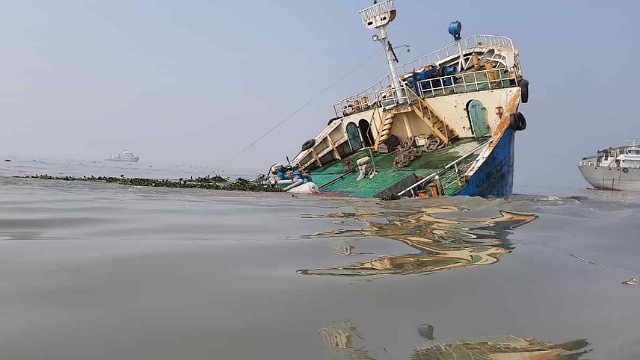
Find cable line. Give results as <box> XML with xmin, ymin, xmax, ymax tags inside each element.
<box><xmin>219</xmin><ymin>50</ymin><xmax>379</xmax><ymax>168</ymax></box>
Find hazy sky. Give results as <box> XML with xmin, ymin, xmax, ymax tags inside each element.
<box><xmin>1</xmin><ymin>0</ymin><xmax>638</xmax><ymax>187</ymax></box>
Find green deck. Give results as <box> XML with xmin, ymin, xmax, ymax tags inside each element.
<box><xmin>310</xmin><ymin>138</ymin><xmax>482</xmax><ymax>198</ymax></box>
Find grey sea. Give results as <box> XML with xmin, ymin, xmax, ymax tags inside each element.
<box><xmin>0</xmin><ymin>158</ymin><xmax>639</xmax><ymax>359</ymax></box>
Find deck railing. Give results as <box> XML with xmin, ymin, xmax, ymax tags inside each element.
<box><xmin>438</xmin><ymin>160</ymin><xmax>474</xmax><ymax>194</ymax></box>
<box><xmin>333</xmin><ymin>74</ymin><xmax>391</xmax><ymax>117</ymax></box>
<box><xmin>397</xmin><ymin>140</ymin><xmax>490</xmax><ymax>197</ymax></box>
<box><xmin>333</xmin><ymin>34</ymin><xmax>515</xmax><ymax>117</ymax></box>
<box><xmin>416</xmin><ymin>67</ymin><xmax>517</xmax><ymax>98</ymax></box>
<box><xmin>396</xmin><ymin>34</ymin><xmax>514</xmax><ymax>75</ymax></box>
<box><xmin>375</xmin><ymin>85</ymin><xmax>420</xmax><ymax>109</ymax></box>
<box><xmin>335</xmin><ymin>66</ymin><xmax>517</xmax><ymax>117</ymax></box>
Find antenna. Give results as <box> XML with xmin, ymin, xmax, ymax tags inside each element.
<box><xmin>359</xmin><ymin>1</ymin><xmax>404</xmax><ymax>104</ymax></box>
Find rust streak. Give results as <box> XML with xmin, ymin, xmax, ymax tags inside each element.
<box><xmin>465</xmin><ymin>88</ymin><xmax>521</xmax><ymax>180</ymax></box>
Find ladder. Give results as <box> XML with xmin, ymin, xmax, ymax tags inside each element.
<box><xmin>373</xmin><ymin>88</ymin><xmax>458</xmax><ymax>150</ymax></box>
<box><xmin>374</xmin><ymin>111</ymin><xmax>397</xmax><ymax>150</ymax></box>
<box><xmin>410</xmin><ymin>93</ymin><xmax>458</xmax><ymax>145</ymax></box>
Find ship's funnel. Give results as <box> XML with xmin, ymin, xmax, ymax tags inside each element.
<box><xmin>359</xmin><ymin>0</ymin><xmax>396</xmax><ymax>29</ymax></box>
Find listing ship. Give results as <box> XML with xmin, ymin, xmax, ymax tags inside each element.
<box><xmin>106</xmin><ymin>150</ymin><xmax>139</xmax><ymax>163</ymax></box>
<box><xmin>267</xmin><ymin>1</ymin><xmax>529</xmax><ymax>198</ymax></box>
<box><xmin>578</xmin><ymin>139</ymin><xmax>640</xmax><ymax>191</ymax></box>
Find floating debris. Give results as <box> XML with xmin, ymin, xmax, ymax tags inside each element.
<box><xmin>13</xmin><ymin>174</ymin><xmax>282</xmax><ymax>193</ymax></box>
<box><xmin>622</xmin><ymin>277</ymin><xmax>640</xmax><ymax>285</ymax></box>
<box><xmin>331</xmin><ymin>241</ymin><xmax>355</xmax><ymax>256</ymax></box>
<box><xmin>380</xmin><ymin>194</ymin><xmax>402</xmax><ymax>201</ymax></box>
<box><xmin>318</xmin><ymin>320</ymin><xmax>375</xmax><ymax>360</ymax></box>
<box><xmin>319</xmin><ymin>319</ymin><xmax>591</xmax><ymax>360</ymax></box>
<box><xmin>411</xmin><ymin>336</ymin><xmax>591</xmax><ymax>360</ymax></box>
<box><xmin>417</xmin><ymin>323</ymin><xmax>435</xmax><ymax>340</ymax></box>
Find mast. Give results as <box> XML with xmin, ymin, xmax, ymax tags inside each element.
<box><xmin>359</xmin><ymin>1</ymin><xmax>404</xmax><ymax>103</ymax></box>
<box><xmin>448</xmin><ymin>21</ymin><xmax>463</xmax><ymax>71</ymax></box>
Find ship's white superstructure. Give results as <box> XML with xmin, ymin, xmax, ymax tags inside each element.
<box><xmin>578</xmin><ymin>139</ymin><xmax>640</xmax><ymax>191</ymax></box>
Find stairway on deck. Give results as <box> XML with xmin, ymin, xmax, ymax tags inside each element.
<box><xmin>374</xmin><ymin>95</ymin><xmax>458</xmax><ymax>150</ymax></box>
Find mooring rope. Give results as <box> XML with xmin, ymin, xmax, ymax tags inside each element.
<box><xmin>219</xmin><ymin>49</ymin><xmax>380</xmax><ymax>169</ymax></box>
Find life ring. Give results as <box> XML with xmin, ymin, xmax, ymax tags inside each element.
<box><xmin>509</xmin><ymin>112</ymin><xmax>527</xmax><ymax>131</ymax></box>
<box><xmin>519</xmin><ymin>79</ymin><xmax>529</xmax><ymax>103</ymax></box>
<box><xmin>623</xmin><ymin>167</ymin><xmax>629</xmax><ymax>173</ymax></box>
<box><xmin>301</xmin><ymin>139</ymin><xmax>315</xmax><ymax>151</ymax></box>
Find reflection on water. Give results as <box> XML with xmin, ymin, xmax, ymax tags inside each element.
<box><xmin>411</xmin><ymin>336</ymin><xmax>591</xmax><ymax>360</ymax></box>
<box><xmin>320</xmin><ymin>320</ymin><xmax>591</xmax><ymax>360</ymax></box>
<box><xmin>300</xmin><ymin>205</ymin><xmax>537</xmax><ymax>277</ymax></box>
<box><xmin>319</xmin><ymin>320</ymin><xmax>376</xmax><ymax>360</ymax></box>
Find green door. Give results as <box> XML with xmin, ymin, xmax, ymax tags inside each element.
<box><xmin>346</xmin><ymin>123</ymin><xmax>362</xmax><ymax>151</ymax></box>
<box><xmin>467</xmin><ymin>100</ymin><xmax>490</xmax><ymax>138</ymax></box>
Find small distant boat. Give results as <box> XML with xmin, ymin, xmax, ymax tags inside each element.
<box><xmin>106</xmin><ymin>150</ymin><xmax>139</xmax><ymax>163</ymax></box>
<box><xmin>578</xmin><ymin>139</ymin><xmax>640</xmax><ymax>191</ymax></box>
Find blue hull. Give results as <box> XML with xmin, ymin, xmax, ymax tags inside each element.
<box><xmin>455</xmin><ymin>127</ymin><xmax>515</xmax><ymax>197</ymax></box>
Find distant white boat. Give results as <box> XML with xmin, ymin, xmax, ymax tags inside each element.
<box><xmin>106</xmin><ymin>150</ymin><xmax>139</xmax><ymax>163</ymax></box>
<box><xmin>578</xmin><ymin>139</ymin><xmax>640</xmax><ymax>191</ymax></box>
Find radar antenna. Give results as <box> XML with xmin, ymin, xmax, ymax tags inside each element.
<box><xmin>359</xmin><ymin>1</ymin><xmax>404</xmax><ymax>103</ymax></box>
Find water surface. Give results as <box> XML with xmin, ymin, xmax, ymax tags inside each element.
<box><xmin>0</xmin><ymin>160</ymin><xmax>639</xmax><ymax>359</ymax></box>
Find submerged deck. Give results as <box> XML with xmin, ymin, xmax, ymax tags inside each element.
<box><xmin>310</xmin><ymin>138</ymin><xmax>485</xmax><ymax>198</ymax></box>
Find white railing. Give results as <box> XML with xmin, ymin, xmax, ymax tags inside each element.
<box><xmin>333</xmin><ymin>74</ymin><xmax>391</xmax><ymax>117</ymax></box>
<box><xmin>396</xmin><ymin>34</ymin><xmax>514</xmax><ymax>75</ymax></box>
<box><xmin>439</xmin><ymin>160</ymin><xmax>474</xmax><ymax>193</ymax></box>
<box><xmin>334</xmin><ymin>66</ymin><xmax>517</xmax><ymax>117</ymax></box>
<box><xmin>334</xmin><ymin>34</ymin><xmax>515</xmax><ymax>117</ymax></box>
<box><xmin>337</xmin><ymin>66</ymin><xmax>517</xmax><ymax>117</ymax></box>
<box><xmin>376</xmin><ymin>85</ymin><xmax>419</xmax><ymax>109</ymax></box>
<box><xmin>415</xmin><ymin>67</ymin><xmax>517</xmax><ymax>98</ymax></box>
<box><xmin>359</xmin><ymin>0</ymin><xmax>394</xmax><ymax>24</ymax></box>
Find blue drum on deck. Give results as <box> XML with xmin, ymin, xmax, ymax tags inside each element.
<box><xmin>443</xmin><ymin>65</ymin><xmax>457</xmax><ymax>86</ymax></box>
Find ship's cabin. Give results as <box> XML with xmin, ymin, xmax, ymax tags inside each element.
<box><xmin>595</xmin><ymin>148</ymin><xmax>617</xmax><ymax>165</ymax></box>
<box><xmin>590</xmin><ymin>140</ymin><xmax>640</xmax><ymax>169</ymax></box>
<box><xmin>618</xmin><ymin>141</ymin><xmax>640</xmax><ymax>168</ymax></box>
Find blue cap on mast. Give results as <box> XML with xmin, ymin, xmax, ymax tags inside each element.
<box><xmin>448</xmin><ymin>21</ymin><xmax>462</xmax><ymax>40</ymax></box>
